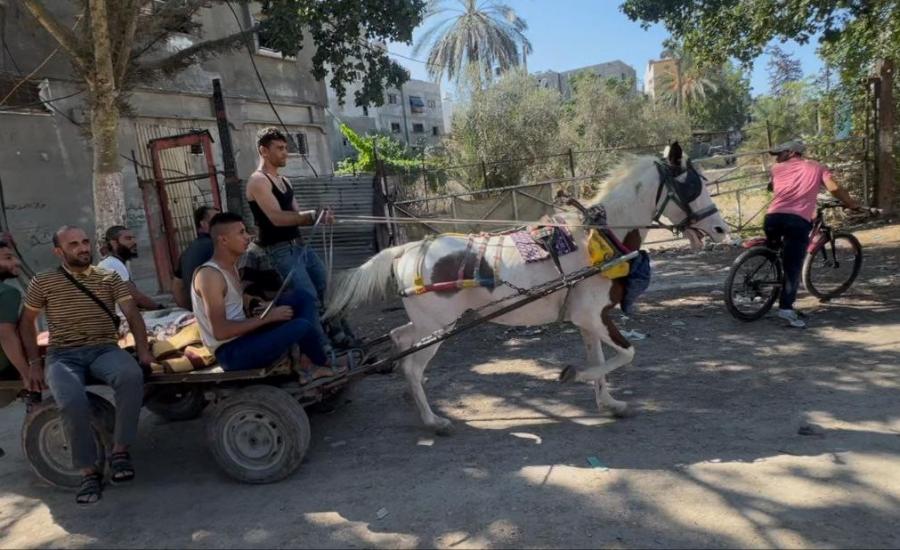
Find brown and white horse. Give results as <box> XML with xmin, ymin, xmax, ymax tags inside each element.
<box><xmin>327</xmin><ymin>152</ymin><xmax>730</xmax><ymax>433</ymax></box>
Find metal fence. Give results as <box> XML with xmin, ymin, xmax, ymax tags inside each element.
<box><xmin>384</xmin><ymin>136</ymin><xmax>871</xmax><ymax>243</ymax></box>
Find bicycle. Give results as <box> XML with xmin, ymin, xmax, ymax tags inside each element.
<box><xmin>724</xmin><ymin>200</ymin><xmax>876</xmax><ymax>321</ymax></box>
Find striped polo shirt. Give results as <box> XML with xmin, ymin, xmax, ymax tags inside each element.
<box><xmin>24</xmin><ymin>265</ymin><xmax>132</xmax><ymax>348</ymax></box>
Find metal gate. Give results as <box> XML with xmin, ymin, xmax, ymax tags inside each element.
<box><xmin>133</xmin><ymin>128</ymin><xmax>222</xmax><ymax>290</ymax></box>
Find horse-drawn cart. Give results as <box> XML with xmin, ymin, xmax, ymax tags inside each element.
<box><xmin>1</xmin><ymin>355</ymin><xmax>360</xmax><ymax>488</ymax></box>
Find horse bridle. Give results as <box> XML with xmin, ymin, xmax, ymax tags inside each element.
<box><xmin>652</xmin><ymin>161</ymin><xmax>719</xmax><ymax>233</ymax></box>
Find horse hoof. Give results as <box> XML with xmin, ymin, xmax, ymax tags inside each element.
<box><xmin>611</xmin><ymin>404</ymin><xmax>634</xmax><ymax>419</ymax></box>
<box><xmin>433</xmin><ymin>421</ymin><xmax>454</xmax><ymax>436</ymax></box>
<box><xmin>559</xmin><ymin>365</ymin><xmax>577</xmax><ymax>383</ymax></box>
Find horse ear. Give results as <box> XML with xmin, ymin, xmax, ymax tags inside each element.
<box><xmin>667</xmin><ymin>141</ymin><xmax>683</xmax><ymax>166</ymax></box>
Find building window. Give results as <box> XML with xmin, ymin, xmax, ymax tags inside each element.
<box><xmin>412</xmin><ymin>123</ymin><xmax>424</xmax><ymax>134</ymax></box>
<box><xmin>427</xmin><ymin>99</ymin><xmax>436</xmax><ymax>109</ymax></box>
<box><xmin>388</xmin><ymin>94</ymin><xmax>398</xmax><ymax>105</ymax></box>
<box><xmin>289</xmin><ymin>132</ymin><xmax>308</xmax><ymax>155</ymax></box>
<box><xmin>391</xmin><ymin>122</ymin><xmax>401</xmax><ymax>134</ymax></box>
<box><xmin>362</xmin><ymin>106</ymin><xmax>369</xmax><ymax>117</ymax></box>
<box><xmin>432</xmin><ymin>126</ymin><xmax>440</xmax><ymax>136</ymax></box>
<box><xmin>409</xmin><ymin>96</ymin><xmax>425</xmax><ymax>114</ymax></box>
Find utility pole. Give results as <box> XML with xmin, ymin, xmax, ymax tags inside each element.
<box><xmin>874</xmin><ymin>59</ymin><xmax>895</xmax><ymax>213</ymax></box>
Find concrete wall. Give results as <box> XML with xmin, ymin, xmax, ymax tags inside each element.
<box><xmin>0</xmin><ymin>2</ymin><xmax>331</xmax><ymax>293</ymax></box>
<box><xmin>535</xmin><ymin>60</ymin><xmax>638</xmax><ymax>99</ymax></box>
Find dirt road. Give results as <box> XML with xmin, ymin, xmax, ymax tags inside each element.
<box><xmin>1</xmin><ymin>225</ymin><xmax>898</xmax><ymax>549</ymax></box>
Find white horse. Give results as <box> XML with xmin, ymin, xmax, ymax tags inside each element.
<box><xmin>327</xmin><ymin>149</ymin><xmax>730</xmax><ymax>434</ymax></box>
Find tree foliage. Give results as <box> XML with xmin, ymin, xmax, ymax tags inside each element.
<box><xmin>335</xmin><ymin>124</ymin><xmax>421</xmax><ymax>174</ymax></box>
<box><xmin>561</xmin><ymin>72</ymin><xmax>691</xmax><ymax>176</ymax></box>
<box><xmin>653</xmin><ymin>45</ymin><xmax>720</xmax><ymax>110</ymax></box>
<box><xmin>687</xmin><ymin>62</ymin><xmax>751</xmax><ymax>131</ymax></box>
<box><xmin>445</xmin><ymin>70</ymin><xmax>562</xmax><ymax>188</ymax></box>
<box><xmin>766</xmin><ymin>45</ymin><xmax>803</xmax><ymax>97</ymax></box>
<box><xmin>412</xmin><ymin>0</ymin><xmax>532</xmax><ymax>89</ymax></box>
<box><xmin>262</xmin><ymin>0</ymin><xmax>427</xmax><ymax>106</ymax></box>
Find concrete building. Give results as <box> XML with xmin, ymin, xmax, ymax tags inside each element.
<box><xmin>328</xmin><ymin>78</ymin><xmax>446</xmax><ymax>164</ymax></box>
<box><xmin>534</xmin><ymin>60</ymin><xmax>637</xmax><ymax>98</ymax></box>
<box><xmin>644</xmin><ymin>55</ymin><xmax>679</xmax><ymax>100</ymax></box>
<box><xmin>0</xmin><ymin>1</ymin><xmax>331</xmax><ymax>293</ymax></box>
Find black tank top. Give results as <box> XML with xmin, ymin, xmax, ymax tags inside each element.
<box><xmin>249</xmin><ymin>172</ymin><xmax>302</xmax><ymax>246</ymax></box>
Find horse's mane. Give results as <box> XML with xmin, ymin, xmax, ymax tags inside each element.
<box><xmin>589</xmin><ymin>155</ymin><xmax>658</xmax><ymax>205</ymax></box>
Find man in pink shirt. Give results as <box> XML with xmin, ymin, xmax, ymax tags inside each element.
<box><xmin>765</xmin><ymin>140</ymin><xmax>860</xmax><ymax>328</ymax></box>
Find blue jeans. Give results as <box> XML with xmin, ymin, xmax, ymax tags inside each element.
<box><xmin>764</xmin><ymin>213</ymin><xmax>812</xmax><ymax>310</ymax></box>
<box><xmin>45</xmin><ymin>345</ymin><xmax>144</xmax><ymax>470</ymax></box>
<box><xmin>215</xmin><ymin>290</ymin><xmax>328</xmax><ymax>371</ymax></box>
<box><xmin>266</xmin><ymin>242</ymin><xmax>330</xmax><ymax>350</ymax></box>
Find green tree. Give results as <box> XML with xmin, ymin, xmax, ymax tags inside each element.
<box><xmin>14</xmin><ymin>0</ymin><xmax>425</xmax><ymax>235</ymax></box>
<box><xmin>335</xmin><ymin>124</ymin><xmax>421</xmax><ymax>174</ymax></box>
<box><xmin>687</xmin><ymin>63</ymin><xmax>751</xmax><ymax>131</ymax></box>
<box><xmin>766</xmin><ymin>45</ymin><xmax>803</xmax><ymax>97</ymax></box>
<box><xmin>742</xmin><ymin>80</ymin><xmax>820</xmax><ymax>151</ymax></box>
<box><xmin>653</xmin><ymin>45</ymin><xmax>720</xmax><ymax>111</ymax></box>
<box><xmin>561</xmin><ymin>72</ymin><xmax>691</xmax><ymax>177</ymax></box>
<box><xmin>412</xmin><ymin>0</ymin><xmax>532</xmax><ymax>89</ymax></box>
<box><xmin>447</xmin><ymin>69</ymin><xmax>561</xmax><ymax>188</ymax></box>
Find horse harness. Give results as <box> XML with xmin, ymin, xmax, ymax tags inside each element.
<box><xmin>651</xmin><ymin>159</ymin><xmax>719</xmax><ymax>232</ymax></box>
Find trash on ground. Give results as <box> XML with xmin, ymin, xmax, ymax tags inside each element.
<box><xmin>586</xmin><ymin>456</ymin><xmax>609</xmax><ymax>471</ymax></box>
<box><xmin>376</xmin><ymin>507</ymin><xmax>390</xmax><ymax>520</ymax></box>
<box><xmin>510</xmin><ymin>432</ymin><xmax>542</xmax><ymax>445</ymax></box>
<box><xmin>621</xmin><ymin>329</ymin><xmax>647</xmax><ymax>340</ymax></box>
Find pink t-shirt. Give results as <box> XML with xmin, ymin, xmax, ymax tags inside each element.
<box><xmin>767</xmin><ymin>158</ymin><xmax>831</xmax><ymax>221</ymax></box>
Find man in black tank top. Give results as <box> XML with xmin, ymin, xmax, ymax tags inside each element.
<box><xmin>246</xmin><ymin>128</ymin><xmax>336</xmax><ymax>351</ymax></box>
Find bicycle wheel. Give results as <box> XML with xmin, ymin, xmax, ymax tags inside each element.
<box><xmin>802</xmin><ymin>232</ymin><xmax>862</xmax><ymax>301</ymax></box>
<box><xmin>724</xmin><ymin>247</ymin><xmax>783</xmax><ymax>321</ymax></box>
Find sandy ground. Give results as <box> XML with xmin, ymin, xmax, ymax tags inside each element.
<box><xmin>0</xmin><ymin>224</ymin><xmax>898</xmax><ymax>549</ymax></box>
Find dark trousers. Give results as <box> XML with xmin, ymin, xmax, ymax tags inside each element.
<box><xmin>215</xmin><ymin>290</ymin><xmax>328</xmax><ymax>371</ymax></box>
<box><xmin>764</xmin><ymin>213</ymin><xmax>812</xmax><ymax>310</ymax></box>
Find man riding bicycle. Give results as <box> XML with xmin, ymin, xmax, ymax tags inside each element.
<box><xmin>765</xmin><ymin>140</ymin><xmax>860</xmax><ymax>328</ymax></box>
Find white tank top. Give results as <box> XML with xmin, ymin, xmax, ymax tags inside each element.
<box><xmin>191</xmin><ymin>260</ymin><xmax>246</xmax><ymax>351</ymax></box>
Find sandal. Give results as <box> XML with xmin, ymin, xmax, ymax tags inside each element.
<box><xmin>327</xmin><ymin>348</ymin><xmax>365</xmax><ymax>376</ymax></box>
<box><xmin>109</xmin><ymin>451</ymin><xmax>135</xmax><ymax>484</ymax></box>
<box><xmin>76</xmin><ymin>472</ymin><xmax>103</xmax><ymax>504</ymax></box>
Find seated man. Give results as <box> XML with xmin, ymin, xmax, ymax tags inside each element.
<box><xmin>172</xmin><ymin>205</ymin><xmax>219</xmax><ymax>310</ymax></box>
<box><xmin>191</xmin><ymin>213</ymin><xmax>354</xmax><ymax>377</ymax></box>
<box><xmin>19</xmin><ymin>226</ymin><xmax>153</xmax><ymax>504</ymax></box>
<box><xmin>98</xmin><ymin>225</ymin><xmax>164</xmax><ymax>310</ymax></box>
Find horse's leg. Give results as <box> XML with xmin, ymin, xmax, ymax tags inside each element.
<box><xmin>390</xmin><ymin>322</ymin><xmax>452</xmax><ymax>435</ymax></box>
<box><xmin>564</xmin><ymin>306</ymin><xmax>634</xmax><ymax>416</ymax></box>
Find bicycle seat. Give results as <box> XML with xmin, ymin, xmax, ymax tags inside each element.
<box><xmin>742</xmin><ymin>237</ymin><xmax>768</xmax><ymax>249</ymax></box>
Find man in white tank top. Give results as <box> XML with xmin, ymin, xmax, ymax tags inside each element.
<box><xmin>191</xmin><ymin>213</ymin><xmax>350</xmax><ymax>377</ymax></box>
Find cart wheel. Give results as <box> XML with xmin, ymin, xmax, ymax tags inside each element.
<box><xmin>22</xmin><ymin>392</ymin><xmax>114</xmax><ymax>489</ymax></box>
<box><xmin>145</xmin><ymin>386</ymin><xmax>208</xmax><ymax>422</ymax></box>
<box><xmin>205</xmin><ymin>385</ymin><xmax>310</xmax><ymax>484</ymax></box>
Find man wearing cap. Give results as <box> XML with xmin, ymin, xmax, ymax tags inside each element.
<box><xmin>765</xmin><ymin>139</ymin><xmax>860</xmax><ymax>328</ymax></box>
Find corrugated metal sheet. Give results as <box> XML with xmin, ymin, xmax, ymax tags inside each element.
<box><xmin>290</xmin><ymin>175</ymin><xmax>377</xmax><ymax>269</ymax></box>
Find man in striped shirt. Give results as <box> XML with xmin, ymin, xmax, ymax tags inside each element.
<box><xmin>19</xmin><ymin>226</ymin><xmax>153</xmax><ymax>504</ymax></box>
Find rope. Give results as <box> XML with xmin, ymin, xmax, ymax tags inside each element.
<box><xmin>335</xmin><ymin>214</ymin><xmax>677</xmax><ymax>232</ymax></box>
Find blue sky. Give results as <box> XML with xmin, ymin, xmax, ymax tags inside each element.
<box><xmin>388</xmin><ymin>0</ymin><xmax>824</xmax><ymax>97</ymax></box>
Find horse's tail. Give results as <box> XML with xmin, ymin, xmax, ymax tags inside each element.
<box><xmin>324</xmin><ymin>242</ymin><xmax>420</xmax><ymax>319</ymax></box>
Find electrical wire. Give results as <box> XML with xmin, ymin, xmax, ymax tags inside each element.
<box><xmin>0</xmin><ymin>89</ymin><xmax>86</xmax><ymax>112</ymax></box>
<box><xmin>224</xmin><ymin>0</ymin><xmax>319</xmax><ymax>177</ymax></box>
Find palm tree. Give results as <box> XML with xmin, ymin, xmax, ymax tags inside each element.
<box><xmin>655</xmin><ymin>47</ymin><xmax>720</xmax><ymax>111</ymax></box>
<box><xmin>413</xmin><ymin>0</ymin><xmax>533</xmax><ymax>88</ymax></box>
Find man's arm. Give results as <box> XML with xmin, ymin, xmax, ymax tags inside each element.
<box><xmin>18</xmin><ymin>307</ymin><xmax>45</xmax><ymax>391</ymax></box>
<box><xmin>195</xmin><ymin>267</ymin><xmax>291</xmax><ymax>341</ymax></box>
<box><xmin>171</xmin><ymin>277</ymin><xmax>191</xmax><ymax>310</ymax></box>
<box><xmin>823</xmin><ymin>173</ymin><xmax>860</xmax><ymax>210</ymax></box>
<box><xmin>246</xmin><ymin>173</ymin><xmax>316</xmax><ymax>227</ymax></box>
<box><xmin>127</xmin><ymin>281</ymin><xmax>162</xmax><ymax>310</ymax></box>
<box><xmin>0</xmin><ymin>323</ymin><xmax>29</xmax><ymax>385</ymax></box>
<box><xmin>119</xmin><ymin>299</ymin><xmax>153</xmax><ymax>366</ymax></box>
